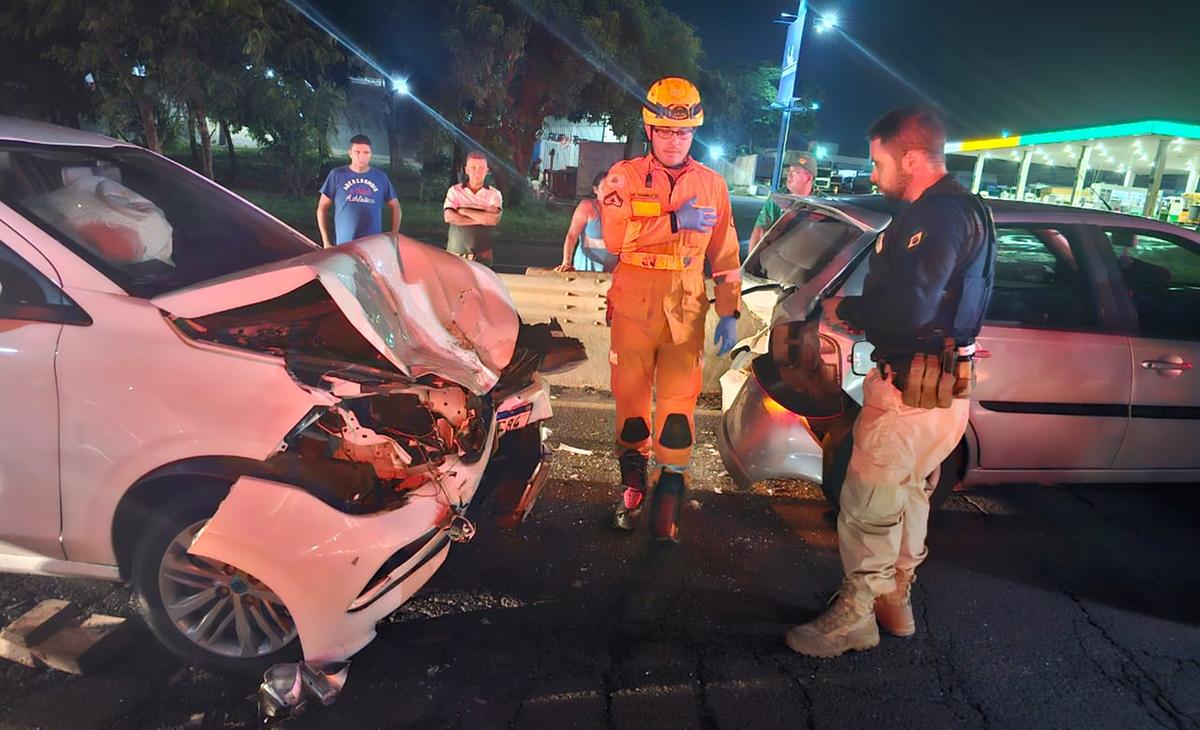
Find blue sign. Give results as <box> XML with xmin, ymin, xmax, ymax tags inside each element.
<box><xmin>776</xmin><ymin>0</ymin><xmax>808</xmax><ymax>105</ymax></box>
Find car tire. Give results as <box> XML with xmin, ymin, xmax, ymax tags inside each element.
<box><xmin>821</xmin><ymin>432</ymin><xmax>965</xmax><ymax>513</ymax></box>
<box><xmin>130</xmin><ymin>485</ymin><xmax>302</xmax><ymax>676</ymax></box>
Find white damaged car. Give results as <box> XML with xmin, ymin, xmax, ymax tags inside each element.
<box><xmin>0</xmin><ymin>117</ymin><xmax>581</xmax><ymax>674</ymax></box>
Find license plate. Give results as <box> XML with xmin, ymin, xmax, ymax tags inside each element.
<box><xmin>496</xmin><ymin>402</ymin><xmax>534</xmax><ymax>434</ymax></box>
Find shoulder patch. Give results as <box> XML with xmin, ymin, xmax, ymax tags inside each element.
<box><xmin>907</xmin><ymin>231</ymin><xmax>924</xmax><ymax>249</ymax></box>
<box><xmin>875</xmin><ymin>233</ymin><xmax>885</xmax><ymax>254</ymax></box>
<box><xmin>603</xmin><ymin>190</ymin><xmax>624</xmax><ymax>207</ymax></box>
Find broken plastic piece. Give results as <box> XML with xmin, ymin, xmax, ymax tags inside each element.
<box><xmin>446</xmin><ymin>514</ymin><xmax>476</xmax><ymax>543</ymax></box>
<box><xmin>259</xmin><ymin>660</ymin><xmax>351</xmax><ymax>719</ymax></box>
<box><xmin>556</xmin><ymin>443</ymin><xmax>594</xmax><ymax>456</ymax></box>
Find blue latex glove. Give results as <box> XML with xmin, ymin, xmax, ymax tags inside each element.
<box><xmin>713</xmin><ymin>315</ymin><xmax>738</xmax><ymax>356</ymax></box>
<box><xmin>674</xmin><ymin>196</ymin><xmax>718</xmax><ymax>233</ymax></box>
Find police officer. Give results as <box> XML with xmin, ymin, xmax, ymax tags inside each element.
<box><xmin>786</xmin><ymin>107</ymin><xmax>995</xmax><ymax>657</ymax></box>
<box><xmin>599</xmin><ymin>76</ymin><xmax>741</xmax><ymax>542</ymax></box>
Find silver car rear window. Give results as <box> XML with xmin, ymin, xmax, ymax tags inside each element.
<box><xmin>745</xmin><ymin>207</ymin><xmax>861</xmax><ymax>288</ymax></box>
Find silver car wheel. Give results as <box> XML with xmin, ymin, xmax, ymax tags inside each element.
<box><xmin>157</xmin><ymin>519</ymin><xmax>298</xmax><ymax>659</ymax></box>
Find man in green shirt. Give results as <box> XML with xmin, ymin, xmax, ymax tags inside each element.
<box><xmin>748</xmin><ymin>151</ymin><xmax>817</xmax><ymax>250</ymax></box>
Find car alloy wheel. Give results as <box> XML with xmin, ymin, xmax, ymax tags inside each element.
<box><xmin>158</xmin><ymin>519</ymin><xmax>298</xmax><ymax>659</ymax></box>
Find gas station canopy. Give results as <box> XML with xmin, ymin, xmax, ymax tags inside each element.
<box><xmin>946</xmin><ymin>119</ymin><xmax>1200</xmax><ymax>225</ymax></box>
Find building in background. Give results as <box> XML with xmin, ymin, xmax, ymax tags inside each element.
<box><xmin>535</xmin><ymin>117</ymin><xmax>626</xmax><ymax>199</ymax></box>
<box><xmin>946</xmin><ymin>120</ymin><xmax>1200</xmax><ymax>226</ymax></box>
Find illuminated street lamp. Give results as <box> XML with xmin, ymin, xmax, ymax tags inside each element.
<box><xmin>770</xmin><ymin>1</ymin><xmax>834</xmax><ymax>191</ymax></box>
<box><xmin>709</xmin><ymin>144</ymin><xmax>726</xmax><ymax>162</ymax></box>
<box><xmin>392</xmin><ymin>77</ymin><xmax>410</xmax><ymax>96</ymax></box>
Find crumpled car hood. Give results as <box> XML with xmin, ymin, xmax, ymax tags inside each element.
<box><xmin>152</xmin><ymin>235</ymin><xmax>518</xmax><ymax>394</ymax></box>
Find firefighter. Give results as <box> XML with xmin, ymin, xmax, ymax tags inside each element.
<box><xmin>786</xmin><ymin>107</ymin><xmax>996</xmax><ymax>657</ymax></box>
<box><xmin>598</xmin><ymin>76</ymin><xmax>741</xmax><ymax>542</ymax></box>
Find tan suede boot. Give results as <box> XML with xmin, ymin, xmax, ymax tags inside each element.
<box><xmin>875</xmin><ymin>570</ymin><xmax>916</xmax><ymax>637</ymax></box>
<box><xmin>785</xmin><ymin>585</ymin><xmax>879</xmax><ymax>658</ymax></box>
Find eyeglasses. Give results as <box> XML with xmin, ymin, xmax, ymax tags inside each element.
<box><xmin>652</xmin><ymin>127</ymin><xmax>694</xmax><ymax>140</ymax></box>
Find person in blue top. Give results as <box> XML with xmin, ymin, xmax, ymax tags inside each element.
<box><xmin>554</xmin><ymin>173</ymin><xmax>617</xmax><ymax>273</ymax></box>
<box><xmin>316</xmin><ymin>134</ymin><xmax>401</xmax><ymax>247</ymax></box>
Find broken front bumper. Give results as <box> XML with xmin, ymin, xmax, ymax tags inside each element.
<box><xmin>188</xmin><ymin>468</ymin><xmax>465</xmax><ymax>662</ymax></box>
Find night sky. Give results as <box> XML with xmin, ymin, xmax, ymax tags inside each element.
<box><xmin>664</xmin><ymin>0</ymin><xmax>1200</xmax><ymax>156</ymax></box>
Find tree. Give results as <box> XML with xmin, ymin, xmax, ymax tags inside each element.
<box><xmin>0</xmin><ymin>19</ymin><xmax>93</xmax><ymax>127</ymax></box>
<box><xmin>701</xmin><ymin>63</ymin><xmax>822</xmax><ymax>156</ymax></box>
<box><xmin>341</xmin><ymin>0</ymin><xmax>703</xmax><ymax>203</ymax></box>
<box><xmin>2</xmin><ymin>0</ymin><xmax>169</xmax><ymax>151</ymax></box>
<box><xmin>233</xmin><ymin>6</ymin><xmax>348</xmax><ymax>195</ymax></box>
<box><xmin>157</xmin><ymin>1</ymin><xmax>245</xmax><ymax>178</ymax></box>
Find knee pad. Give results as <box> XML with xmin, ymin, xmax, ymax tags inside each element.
<box><xmin>619</xmin><ymin>417</ymin><xmax>651</xmax><ymax>443</ymax></box>
<box><xmin>658</xmin><ymin>413</ymin><xmax>693</xmax><ymax>449</ymax></box>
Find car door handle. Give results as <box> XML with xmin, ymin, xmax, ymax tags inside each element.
<box><xmin>1141</xmin><ymin>359</ymin><xmax>1192</xmax><ymax>371</ymax></box>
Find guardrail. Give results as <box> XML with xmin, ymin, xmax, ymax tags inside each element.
<box><xmin>500</xmin><ymin>269</ymin><xmax>763</xmax><ymax>395</ymax></box>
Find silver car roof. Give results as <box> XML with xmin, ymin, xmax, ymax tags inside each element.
<box><xmin>776</xmin><ymin>193</ymin><xmax>1200</xmax><ymax>242</ymax></box>
<box><xmin>0</xmin><ymin>116</ymin><xmax>132</xmax><ymax>149</ymax></box>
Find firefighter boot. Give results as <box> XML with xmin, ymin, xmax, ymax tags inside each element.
<box><xmin>613</xmin><ymin>450</ymin><xmax>648</xmax><ymax>531</ymax></box>
<box><xmin>649</xmin><ymin>468</ymin><xmax>687</xmax><ymax>543</ymax></box>
<box><xmin>875</xmin><ymin>569</ymin><xmax>916</xmax><ymax>637</ymax></box>
<box><xmin>785</xmin><ymin>582</ymin><xmax>879</xmax><ymax>658</ymax></box>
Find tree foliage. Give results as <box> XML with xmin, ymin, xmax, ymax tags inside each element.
<box><xmin>360</xmin><ymin>0</ymin><xmax>703</xmax><ymax>202</ymax></box>
<box><xmin>702</xmin><ymin>63</ymin><xmax>822</xmax><ymax>155</ymax></box>
<box><xmin>0</xmin><ymin>0</ymin><xmax>347</xmax><ymax>191</ymax></box>
<box><xmin>3</xmin><ymin>0</ymin><xmax>822</xmax><ymax>200</ymax></box>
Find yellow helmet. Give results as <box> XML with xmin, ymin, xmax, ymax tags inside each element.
<box><xmin>642</xmin><ymin>76</ymin><xmax>704</xmax><ymax>128</ymax></box>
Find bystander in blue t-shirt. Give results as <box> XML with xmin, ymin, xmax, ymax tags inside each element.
<box><xmin>319</xmin><ymin>166</ymin><xmax>397</xmax><ymax>244</ymax></box>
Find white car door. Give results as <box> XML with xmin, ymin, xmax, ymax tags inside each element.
<box><xmin>1103</xmin><ymin>227</ymin><xmax>1200</xmax><ymax>470</ymax></box>
<box><xmin>969</xmin><ymin>224</ymin><xmax>1132</xmax><ymax>470</ymax></box>
<box><xmin>0</xmin><ymin>224</ymin><xmax>89</xmax><ymax>560</ymax></box>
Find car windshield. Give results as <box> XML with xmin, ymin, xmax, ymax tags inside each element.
<box><xmin>744</xmin><ymin>205</ymin><xmax>863</xmax><ymax>288</ymax></box>
<box><xmin>0</xmin><ymin>143</ymin><xmax>316</xmax><ymax>297</ymax></box>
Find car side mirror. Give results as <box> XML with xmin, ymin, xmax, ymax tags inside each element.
<box><xmin>850</xmin><ymin>340</ymin><xmax>874</xmax><ymax>376</ymax></box>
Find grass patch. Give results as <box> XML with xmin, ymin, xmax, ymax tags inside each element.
<box><xmin>168</xmin><ymin>145</ymin><xmax>573</xmax><ymax>247</ymax></box>
<box><xmin>236</xmin><ymin>189</ymin><xmax>573</xmax><ymax>248</ymax></box>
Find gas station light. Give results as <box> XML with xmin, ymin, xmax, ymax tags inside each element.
<box><xmin>709</xmin><ymin>144</ymin><xmax>725</xmax><ymax>161</ymax></box>
<box><xmin>810</xmin><ymin>101</ymin><xmax>821</xmax><ymax>111</ymax></box>
<box><xmin>392</xmin><ymin>77</ymin><xmax>410</xmax><ymax>95</ymax></box>
<box><xmin>816</xmin><ymin>13</ymin><xmax>839</xmax><ymax>32</ymax></box>
<box><xmin>815</xmin><ymin>145</ymin><xmax>829</xmax><ymax>159</ymax></box>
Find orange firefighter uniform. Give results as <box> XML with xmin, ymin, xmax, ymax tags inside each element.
<box><xmin>599</xmin><ymin>154</ymin><xmax>741</xmax><ymax>469</ymax></box>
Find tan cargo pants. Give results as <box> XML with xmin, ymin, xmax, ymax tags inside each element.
<box><xmin>838</xmin><ymin>369</ymin><xmax>970</xmax><ymax>599</ymax></box>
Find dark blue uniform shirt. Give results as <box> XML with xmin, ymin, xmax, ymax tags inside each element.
<box><xmin>850</xmin><ymin>175</ymin><xmax>987</xmax><ymax>359</ymax></box>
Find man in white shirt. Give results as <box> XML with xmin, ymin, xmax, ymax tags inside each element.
<box><xmin>443</xmin><ymin>151</ymin><xmax>503</xmax><ymax>267</ymax></box>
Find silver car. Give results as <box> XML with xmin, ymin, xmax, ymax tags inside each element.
<box><xmin>719</xmin><ymin>195</ymin><xmax>1200</xmax><ymax>508</ymax></box>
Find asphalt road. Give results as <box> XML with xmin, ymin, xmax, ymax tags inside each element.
<box><xmin>1</xmin><ymin>391</ymin><xmax>1199</xmax><ymax>729</ymax></box>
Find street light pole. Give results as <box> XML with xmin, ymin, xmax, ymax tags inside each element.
<box><xmin>770</xmin><ymin>1</ymin><xmax>815</xmax><ymax>193</ymax></box>
<box><xmin>771</xmin><ymin>102</ymin><xmax>794</xmax><ymax>193</ymax></box>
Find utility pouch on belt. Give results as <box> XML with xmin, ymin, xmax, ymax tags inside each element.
<box><xmin>900</xmin><ymin>339</ymin><xmax>974</xmax><ymax>409</ymax></box>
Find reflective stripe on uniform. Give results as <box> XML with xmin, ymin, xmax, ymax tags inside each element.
<box><xmin>619</xmin><ymin>251</ymin><xmax>702</xmax><ymax>271</ymax></box>
<box><xmin>711</xmin><ymin>267</ymin><xmax>742</xmax><ymax>284</ymax></box>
